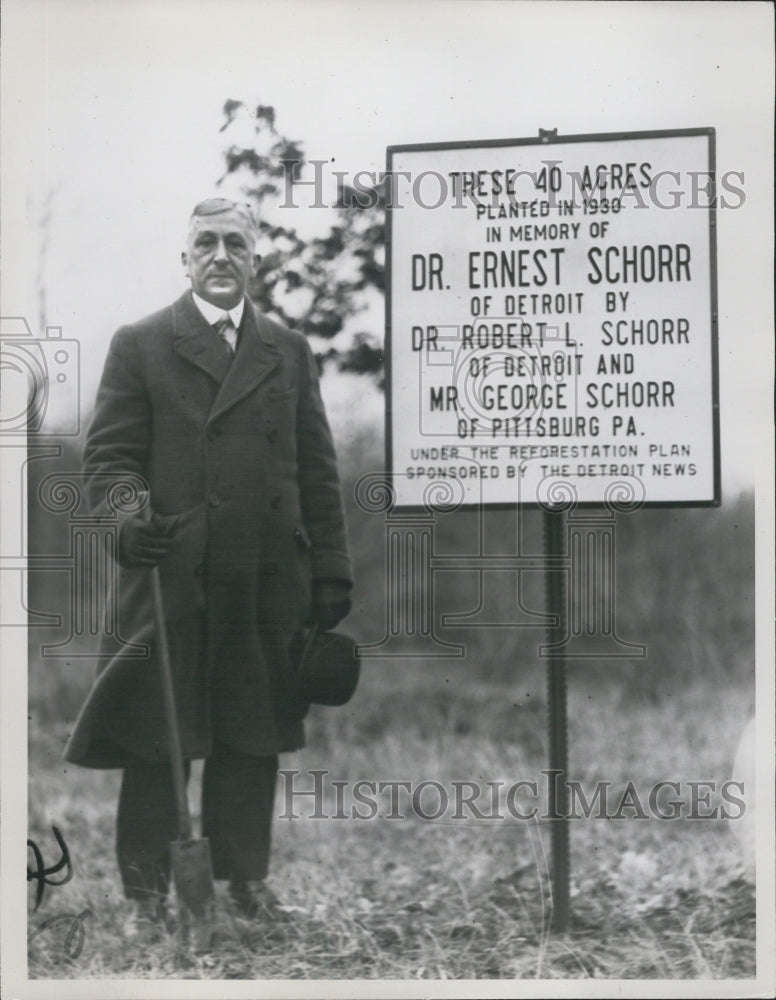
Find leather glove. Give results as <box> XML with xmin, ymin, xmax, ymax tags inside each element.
<box><xmin>309</xmin><ymin>579</ymin><xmax>352</xmax><ymax>631</ymax></box>
<box><xmin>118</xmin><ymin>511</ymin><xmax>179</xmax><ymax>569</ymax></box>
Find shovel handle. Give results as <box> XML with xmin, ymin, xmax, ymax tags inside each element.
<box><xmin>151</xmin><ymin>565</ymin><xmax>193</xmax><ymax>842</ymax></box>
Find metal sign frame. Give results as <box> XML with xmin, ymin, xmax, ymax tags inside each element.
<box><xmin>385</xmin><ymin>127</ymin><xmax>721</xmax><ymax>511</ymax></box>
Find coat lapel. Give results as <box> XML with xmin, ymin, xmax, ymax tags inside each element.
<box><xmin>208</xmin><ymin>297</ymin><xmax>282</xmax><ymax>425</ymax></box>
<box><xmin>172</xmin><ymin>292</ymin><xmax>283</xmax><ymax>425</ymax></box>
<box><xmin>172</xmin><ymin>291</ymin><xmax>233</xmax><ymax>386</ymax></box>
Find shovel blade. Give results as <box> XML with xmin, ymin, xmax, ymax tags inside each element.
<box><xmin>170</xmin><ymin>836</ymin><xmax>215</xmax><ymax>919</ymax></box>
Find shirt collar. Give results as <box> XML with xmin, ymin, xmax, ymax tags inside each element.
<box><xmin>191</xmin><ymin>291</ymin><xmax>245</xmax><ymax>329</ymax></box>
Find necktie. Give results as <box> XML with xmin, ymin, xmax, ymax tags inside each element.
<box><xmin>214</xmin><ymin>313</ymin><xmax>237</xmax><ymax>356</ymax></box>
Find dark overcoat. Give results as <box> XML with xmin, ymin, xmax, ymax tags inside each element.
<box><xmin>64</xmin><ymin>291</ymin><xmax>352</xmax><ymax>768</ymax></box>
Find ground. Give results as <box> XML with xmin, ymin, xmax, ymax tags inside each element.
<box><xmin>27</xmin><ymin>665</ymin><xmax>755</xmax><ymax>982</ymax></box>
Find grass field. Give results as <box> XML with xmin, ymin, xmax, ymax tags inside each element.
<box><xmin>28</xmin><ymin>664</ymin><xmax>755</xmax><ymax>981</ymax></box>
<box><xmin>26</xmin><ymin>441</ymin><xmax>757</xmax><ymax>982</ymax></box>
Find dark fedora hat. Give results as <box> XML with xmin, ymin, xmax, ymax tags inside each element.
<box><xmin>290</xmin><ymin>628</ymin><xmax>360</xmax><ymax>707</ymax></box>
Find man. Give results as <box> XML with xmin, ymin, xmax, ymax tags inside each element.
<box><xmin>64</xmin><ymin>198</ymin><xmax>352</xmax><ymax>922</ymax></box>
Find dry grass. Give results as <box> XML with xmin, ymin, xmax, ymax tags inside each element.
<box><xmin>28</xmin><ymin>667</ymin><xmax>755</xmax><ymax>981</ymax></box>
<box><xmin>26</xmin><ymin>452</ymin><xmax>757</xmax><ymax>982</ymax></box>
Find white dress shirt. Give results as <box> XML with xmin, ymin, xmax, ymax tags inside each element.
<box><xmin>191</xmin><ymin>291</ymin><xmax>244</xmax><ymax>352</ymax></box>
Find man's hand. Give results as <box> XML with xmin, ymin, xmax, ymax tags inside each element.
<box><xmin>309</xmin><ymin>579</ymin><xmax>352</xmax><ymax>631</ymax></box>
<box><xmin>118</xmin><ymin>512</ymin><xmax>179</xmax><ymax>569</ymax></box>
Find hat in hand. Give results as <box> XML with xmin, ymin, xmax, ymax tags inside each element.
<box><xmin>290</xmin><ymin>627</ymin><xmax>360</xmax><ymax>707</ymax></box>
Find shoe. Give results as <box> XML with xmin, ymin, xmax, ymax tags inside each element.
<box><xmin>228</xmin><ymin>880</ymin><xmax>291</xmax><ymax>923</ymax></box>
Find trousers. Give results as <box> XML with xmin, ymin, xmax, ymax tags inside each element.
<box><xmin>116</xmin><ymin>745</ymin><xmax>278</xmax><ymax>900</ymax></box>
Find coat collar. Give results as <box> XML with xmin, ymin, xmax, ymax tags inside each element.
<box><xmin>172</xmin><ymin>290</ymin><xmax>282</xmax><ymax>423</ymax></box>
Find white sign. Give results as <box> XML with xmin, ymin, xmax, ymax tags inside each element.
<box><xmin>387</xmin><ymin>130</ymin><xmax>720</xmax><ymax>508</ymax></box>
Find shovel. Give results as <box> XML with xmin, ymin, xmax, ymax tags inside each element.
<box><xmin>150</xmin><ymin>565</ymin><xmax>216</xmax><ymax>948</ymax></box>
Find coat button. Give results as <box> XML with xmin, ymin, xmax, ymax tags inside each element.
<box><xmin>267</xmin><ymin>428</ymin><xmax>279</xmax><ymax>443</ymax></box>
<box><xmin>270</xmin><ymin>495</ymin><xmax>281</xmax><ymax>510</ymax></box>
<box><xmin>209</xmin><ymin>496</ymin><xmax>221</xmax><ymax>508</ymax></box>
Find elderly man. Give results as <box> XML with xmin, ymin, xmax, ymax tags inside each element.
<box><xmin>65</xmin><ymin>198</ymin><xmax>352</xmax><ymax>921</ymax></box>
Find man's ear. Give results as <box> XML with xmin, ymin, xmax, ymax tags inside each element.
<box><xmin>181</xmin><ymin>251</ymin><xmax>189</xmax><ymax>274</ymax></box>
<box><xmin>253</xmin><ymin>253</ymin><xmax>262</xmax><ymax>274</ymax></box>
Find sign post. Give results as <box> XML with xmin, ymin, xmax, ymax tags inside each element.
<box><xmin>544</xmin><ymin>503</ymin><xmax>570</xmax><ymax>932</ymax></box>
<box><xmin>385</xmin><ymin>128</ymin><xmax>720</xmax><ymax>930</ymax></box>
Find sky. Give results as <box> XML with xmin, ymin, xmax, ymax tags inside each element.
<box><xmin>1</xmin><ymin>0</ymin><xmax>773</xmax><ymax>493</ymax></box>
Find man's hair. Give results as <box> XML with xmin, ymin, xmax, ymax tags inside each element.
<box><xmin>188</xmin><ymin>198</ymin><xmax>259</xmax><ymax>243</ymax></box>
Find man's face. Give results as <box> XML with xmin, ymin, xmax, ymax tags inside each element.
<box><xmin>182</xmin><ymin>209</ymin><xmax>260</xmax><ymax>309</ymax></box>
